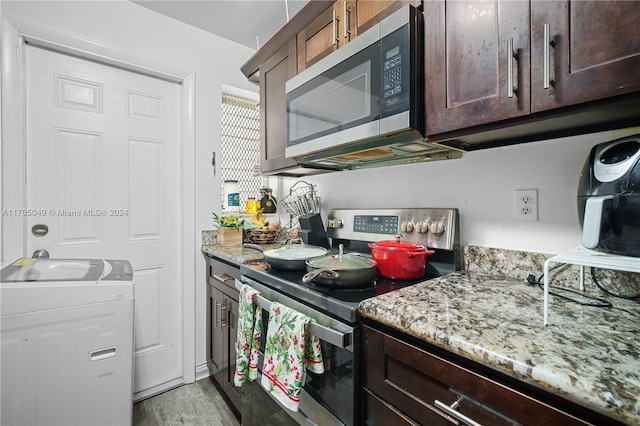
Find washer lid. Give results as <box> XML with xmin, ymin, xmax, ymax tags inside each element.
<box><xmin>0</xmin><ymin>259</ymin><xmax>133</xmax><ymax>315</ymax></box>
<box><xmin>0</xmin><ymin>258</ymin><xmax>105</xmax><ymax>283</ymax></box>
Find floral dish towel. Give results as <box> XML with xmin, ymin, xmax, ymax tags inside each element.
<box><xmin>233</xmin><ymin>284</ymin><xmax>262</xmax><ymax>387</ymax></box>
<box><xmin>261</xmin><ymin>302</ymin><xmax>324</xmax><ymax>412</ymax></box>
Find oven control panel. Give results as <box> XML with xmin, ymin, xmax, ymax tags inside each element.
<box><xmin>326</xmin><ymin>208</ymin><xmax>459</xmax><ymax>250</ymax></box>
<box><xmin>353</xmin><ymin>215</ymin><xmax>398</xmax><ymax>234</ymax></box>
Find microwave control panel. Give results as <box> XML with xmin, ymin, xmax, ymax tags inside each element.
<box><xmin>381</xmin><ymin>24</ymin><xmax>410</xmax><ymax>116</ymax></box>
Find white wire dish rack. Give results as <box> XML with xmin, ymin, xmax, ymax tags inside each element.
<box><xmin>542</xmin><ymin>245</ymin><xmax>640</xmax><ymax>325</ymax></box>
<box><xmin>281</xmin><ymin>181</ymin><xmax>320</xmax><ymax>217</ymax></box>
<box><xmin>280</xmin><ymin>181</ymin><xmax>321</xmax><ymax>236</ymax></box>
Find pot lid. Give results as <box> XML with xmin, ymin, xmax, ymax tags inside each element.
<box><xmin>264</xmin><ymin>243</ymin><xmax>327</xmax><ymax>261</ymax></box>
<box><xmin>265</xmin><ymin>246</ymin><xmax>327</xmax><ymax>260</ymax></box>
<box><xmin>369</xmin><ymin>235</ymin><xmax>428</xmax><ymax>252</ymax></box>
<box><xmin>306</xmin><ymin>245</ymin><xmax>376</xmax><ymax>270</ymax></box>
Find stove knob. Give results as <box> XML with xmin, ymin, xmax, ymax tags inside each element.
<box><xmin>430</xmin><ymin>221</ymin><xmax>445</xmax><ymax>235</ymax></box>
<box><xmin>401</xmin><ymin>221</ymin><xmax>414</xmax><ymax>233</ymax></box>
<box><xmin>327</xmin><ymin>219</ymin><xmax>343</xmax><ymax>229</ymax></box>
<box><xmin>416</xmin><ymin>221</ymin><xmax>429</xmax><ymax>233</ymax></box>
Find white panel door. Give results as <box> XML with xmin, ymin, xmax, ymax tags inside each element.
<box><xmin>25</xmin><ymin>45</ymin><xmax>183</xmax><ymax>398</ymax></box>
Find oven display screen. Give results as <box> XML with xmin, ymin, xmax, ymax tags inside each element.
<box><xmin>354</xmin><ymin>215</ymin><xmax>398</xmax><ymax>234</ymax></box>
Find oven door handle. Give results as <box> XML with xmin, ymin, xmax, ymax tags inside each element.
<box><xmin>255</xmin><ymin>291</ymin><xmax>352</xmax><ymax>349</ymax></box>
<box><xmin>236</xmin><ymin>280</ymin><xmax>352</xmax><ymax>349</ymax></box>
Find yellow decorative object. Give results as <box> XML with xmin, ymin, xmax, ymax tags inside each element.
<box><xmin>251</xmin><ymin>209</ymin><xmax>267</xmax><ymax>227</ymax></box>
<box><xmin>245</xmin><ymin>198</ymin><xmax>258</xmax><ymax>214</ymax></box>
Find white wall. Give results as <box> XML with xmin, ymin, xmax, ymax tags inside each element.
<box><xmin>1</xmin><ymin>0</ymin><xmax>258</xmax><ymax>379</ymax></box>
<box><xmin>295</xmin><ymin>126</ymin><xmax>640</xmax><ymax>255</ymax></box>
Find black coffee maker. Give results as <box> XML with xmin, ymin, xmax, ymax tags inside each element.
<box><xmin>577</xmin><ymin>134</ymin><xmax>640</xmax><ymax>257</ymax></box>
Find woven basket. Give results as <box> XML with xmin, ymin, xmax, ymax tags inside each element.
<box><xmin>245</xmin><ymin>227</ymin><xmax>280</xmax><ymax>244</ymax></box>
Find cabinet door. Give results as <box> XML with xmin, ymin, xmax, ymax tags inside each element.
<box><xmin>224</xmin><ymin>297</ymin><xmax>241</xmax><ymax>406</ymax></box>
<box><xmin>363</xmin><ymin>388</ymin><xmax>419</xmax><ymax>426</ymax></box>
<box><xmin>297</xmin><ymin>2</ymin><xmax>339</xmax><ymax>72</ymax></box>
<box><xmin>209</xmin><ymin>286</ymin><xmax>225</xmax><ymax>375</ymax></box>
<box><xmin>260</xmin><ymin>39</ymin><xmax>298</xmax><ymax>173</ymax></box>
<box><xmin>425</xmin><ymin>0</ymin><xmax>531</xmax><ymax>135</ymax></box>
<box><xmin>363</xmin><ymin>325</ymin><xmax>594</xmax><ymax>426</ymax></box>
<box><xmin>531</xmin><ymin>1</ymin><xmax>640</xmax><ymax>112</ymax></box>
<box><xmin>297</xmin><ymin>1</ymin><xmax>357</xmax><ymax>72</ymax></box>
<box><xmin>356</xmin><ymin>0</ymin><xmax>414</xmax><ymax>34</ymax></box>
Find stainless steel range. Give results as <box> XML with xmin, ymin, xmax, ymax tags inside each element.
<box><xmin>238</xmin><ymin>208</ymin><xmax>460</xmax><ymax>426</ymax></box>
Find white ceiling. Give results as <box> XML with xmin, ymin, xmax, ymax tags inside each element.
<box><xmin>132</xmin><ymin>0</ymin><xmax>310</xmax><ymax>50</ymax></box>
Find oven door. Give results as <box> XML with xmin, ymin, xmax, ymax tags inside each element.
<box><xmin>285</xmin><ymin>29</ymin><xmax>381</xmax><ymax>159</ymax></box>
<box><xmin>236</xmin><ymin>278</ymin><xmax>359</xmax><ymax>426</ymax></box>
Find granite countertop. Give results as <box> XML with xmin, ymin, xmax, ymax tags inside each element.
<box><xmin>358</xmin><ymin>272</ymin><xmax>640</xmax><ymax>425</ymax></box>
<box><xmin>202</xmin><ymin>243</ymin><xmax>283</xmax><ymax>266</ymax></box>
<box><xmin>202</xmin><ymin>236</ymin><xmax>640</xmax><ymax>424</ymax></box>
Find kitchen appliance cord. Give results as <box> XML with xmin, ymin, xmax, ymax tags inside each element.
<box><xmin>590</xmin><ymin>267</ymin><xmax>640</xmax><ymax>299</ymax></box>
<box><xmin>527</xmin><ymin>264</ymin><xmax>613</xmax><ymax>308</ymax></box>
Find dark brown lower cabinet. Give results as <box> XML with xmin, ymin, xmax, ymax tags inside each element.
<box><xmin>206</xmin><ymin>255</ymin><xmax>241</xmax><ymax>413</ymax></box>
<box><xmin>362</xmin><ymin>325</ymin><xmax>622</xmax><ymax>426</ymax></box>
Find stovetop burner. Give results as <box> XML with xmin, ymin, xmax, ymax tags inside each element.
<box><xmin>240</xmin><ymin>208</ymin><xmax>460</xmax><ymax>324</ymax></box>
<box><xmin>240</xmin><ymin>262</ymin><xmax>439</xmax><ymax>324</ymax></box>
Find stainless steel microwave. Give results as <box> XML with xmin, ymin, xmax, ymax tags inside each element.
<box><xmin>285</xmin><ymin>5</ymin><xmax>461</xmax><ymax>170</ymax></box>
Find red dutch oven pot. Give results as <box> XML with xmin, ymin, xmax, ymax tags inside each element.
<box><xmin>368</xmin><ymin>236</ymin><xmax>435</xmax><ymax>280</ymax></box>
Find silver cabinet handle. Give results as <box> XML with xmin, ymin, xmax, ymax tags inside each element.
<box><xmin>435</xmin><ymin>399</ymin><xmax>483</xmax><ymax>426</ymax></box>
<box><xmin>220</xmin><ymin>304</ymin><xmax>228</xmax><ymax>328</ymax></box>
<box><xmin>333</xmin><ymin>9</ymin><xmax>339</xmax><ymax>46</ymax></box>
<box><xmin>543</xmin><ymin>23</ymin><xmax>551</xmax><ymax>89</ymax></box>
<box><xmin>343</xmin><ymin>2</ymin><xmax>351</xmax><ymax>40</ymax></box>
<box><xmin>215</xmin><ymin>302</ymin><xmax>221</xmax><ymax>325</ymax></box>
<box><xmin>212</xmin><ymin>273</ymin><xmax>231</xmax><ymax>284</ymax></box>
<box><xmin>507</xmin><ymin>37</ymin><xmax>514</xmax><ymax>98</ymax></box>
<box><xmin>215</xmin><ymin>302</ymin><xmax>228</xmax><ymax>327</ymax></box>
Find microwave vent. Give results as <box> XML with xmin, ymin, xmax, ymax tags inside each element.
<box><xmin>331</xmin><ymin>148</ymin><xmax>393</xmax><ymax>162</ymax></box>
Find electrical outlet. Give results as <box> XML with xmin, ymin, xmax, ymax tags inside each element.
<box><xmin>515</xmin><ymin>189</ymin><xmax>538</xmax><ymax>222</ymax></box>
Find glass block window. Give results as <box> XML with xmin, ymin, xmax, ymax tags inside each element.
<box><xmin>220</xmin><ymin>92</ymin><xmax>261</xmax><ymax>211</ymax></box>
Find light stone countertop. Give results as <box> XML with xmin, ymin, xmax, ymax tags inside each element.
<box><xmin>202</xmin><ymin>236</ymin><xmax>640</xmax><ymax>424</ymax></box>
<box><xmin>358</xmin><ymin>271</ymin><xmax>640</xmax><ymax>425</ymax></box>
<box><xmin>201</xmin><ymin>242</ymin><xmax>283</xmax><ymax>266</ymax></box>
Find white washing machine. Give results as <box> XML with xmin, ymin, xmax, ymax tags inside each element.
<box><xmin>1</xmin><ymin>258</ymin><xmax>135</xmax><ymax>426</ymax></box>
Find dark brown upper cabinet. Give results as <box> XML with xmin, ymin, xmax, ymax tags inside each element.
<box><xmin>297</xmin><ymin>0</ymin><xmax>419</xmax><ymax>73</ymax></box>
<box><xmin>425</xmin><ymin>0</ymin><xmax>531</xmax><ymax>135</ymax></box>
<box><xmin>530</xmin><ymin>1</ymin><xmax>640</xmax><ymax>112</ymax></box>
<box><xmin>297</xmin><ymin>0</ymin><xmax>357</xmax><ymax>72</ymax></box>
<box><xmin>425</xmin><ymin>0</ymin><xmax>640</xmax><ymax>140</ymax></box>
<box><xmin>259</xmin><ymin>39</ymin><xmax>299</xmax><ymax>173</ymax></box>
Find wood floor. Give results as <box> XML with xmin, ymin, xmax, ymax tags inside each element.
<box><xmin>133</xmin><ymin>377</ymin><xmax>240</xmax><ymax>426</ymax></box>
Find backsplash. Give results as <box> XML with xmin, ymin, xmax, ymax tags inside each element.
<box><xmin>201</xmin><ymin>233</ymin><xmax>639</xmax><ymax>298</ymax></box>
<box><xmin>202</xmin><ymin>229</ymin><xmax>216</xmax><ymax>245</ymax></box>
<box><xmin>464</xmin><ymin>245</ymin><xmax>640</xmax><ymax>297</ymax></box>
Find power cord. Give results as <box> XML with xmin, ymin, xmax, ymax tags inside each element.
<box><xmin>590</xmin><ymin>267</ymin><xmax>640</xmax><ymax>299</ymax></box>
<box><xmin>526</xmin><ymin>263</ymin><xmax>613</xmax><ymax>308</ymax></box>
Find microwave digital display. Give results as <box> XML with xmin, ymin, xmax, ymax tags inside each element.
<box><xmin>386</xmin><ymin>46</ymin><xmax>400</xmax><ymax>59</ymax></box>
